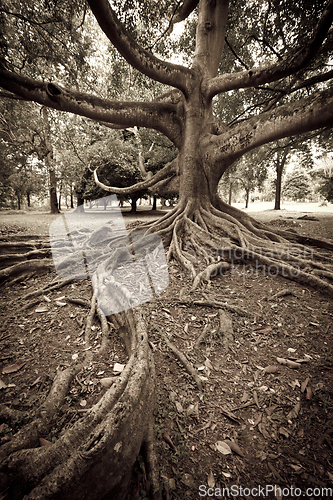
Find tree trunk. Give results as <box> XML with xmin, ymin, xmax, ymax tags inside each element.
<box><xmin>152</xmin><ymin>195</ymin><xmax>157</xmax><ymax>211</ymax></box>
<box><xmin>26</xmin><ymin>192</ymin><xmax>31</xmax><ymax>207</ymax></box>
<box><xmin>274</xmin><ymin>149</ymin><xmax>288</xmax><ymax>210</ymax></box>
<box><xmin>41</xmin><ymin>108</ymin><xmax>59</xmax><ymax>214</ymax></box>
<box><xmin>130</xmin><ymin>195</ymin><xmax>138</xmax><ymax>213</ymax></box>
<box><xmin>245</xmin><ymin>189</ymin><xmax>250</xmax><ymax>209</ymax></box>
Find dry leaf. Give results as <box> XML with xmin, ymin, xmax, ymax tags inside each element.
<box><xmin>258</xmin><ymin>423</ymin><xmax>270</xmax><ymax>439</ymax></box>
<box><xmin>254</xmin><ymin>325</ymin><xmax>272</xmax><ymax>334</ymax></box>
<box><xmin>2</xmin><ymin>362</ymin><xmax>25</xmax><ymax>375</ymax></box>
<box><xmin>279</xmin><ymin>427</ymin><xmax>290</xmax><ymax>438</ymax></box>
<box><xmin>287</xmin><ymin>402</ymin><xmax>301</xmax><ymax>420</ymax></box>
<box><xmin>215</xmin><ymin>441</ymin><xmax>232</xmax><ymax>455</ymax></box>
<box><xmin>39</xmin><ymin>437</ymin><xmax>52</xmax><ymax>447</ymax></box>
<box><xmin>35</xmin><ymin>305</ymin><xmax>49</xmax><ymax>313</ymax></box>
<box><xmin>276</xmin><ymin>357</ymin><xmax>287</xmax><ymax>365</ymax></box>
<box><xmin>205</xmin><ymin>358</ymin><xmax>214</xmax><ymax>370</ymax></box>
<box><xmin>187</xmin><ymin>402</ymin><xmax>199</xmax><ymax>417</ymax></box>
<box><xmin>207</xmin><ymin>470</ymin><xmax>215</xmax><ymax>488</ymax></box>
<box><xmin>286</xmin><ymin>359</ymin><xmax>301</xmax><ymax>369</ymax></box>
<box><xmin>100</xmin><ymin>377</ymin><xmax>115</xmax><ymax>388</ymax></box>
<box><xmin>306</xmin><ymin>386</ymin><xmax>313</xmax><ymax>400</ymax></box>
<box><xmin>55</xmin><ymin>301</ymin><xmax>67</xmax><ymax>307</ymax></box>
<box><xmin>224</xmin><ymin>440</ymin><xmax>244</xmax><ymax>457</ymax></box>
<box><xmin>0</xmin><ymin>380</ymin><xmax>7</xmax><ymax>389</ymax></box>
<box><xmin>113</xmin><ymin>363</ymin><xmax>125</xmax><ymax>374</ymax></box>
<box><xmin>175</xmin><ymin>401</ymin><xmax>184</xmax><ymax>413</ymax></box>
<box><xmin>263</xmin><ymin>365</ymin><xmax>279</xmax><ymax>375</ymax></box>
<box><xmin>301</xmin><ymin>377</ymin><xmax>309</xmax><ymax>393</ymax></box>
<box><xmin>253</xmin><ymin>390</ymin><xmax>260</xmax><ymax>408</ymax></box>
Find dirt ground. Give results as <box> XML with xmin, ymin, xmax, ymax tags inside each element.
<box><xmin>0</xmin><ymin>206</ymin><xmax>333</xmax><ymax>500</ymax></box>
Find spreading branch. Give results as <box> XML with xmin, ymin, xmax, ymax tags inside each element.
<box><xmin>93</xmin><ymin>158</ymin><xmax>178</xmax><ymax>195</ymax></box>
<box><xmin>86</xmin><ymin>0</ymin><xmax>194</xmax><ymax>96</ymax></box>
<box><xmin>206</xmin><ymin>0</ymin><xmax>333</xmax><ymax>99</ymax></box>
<box><xmin>0</xmin><ymin>69</ymin><xmax>181</xmax><ymax>143</ymax></box>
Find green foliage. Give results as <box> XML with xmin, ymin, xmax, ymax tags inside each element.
<box><xmin>282</xmin><ymin>167</ymin><xmax>313</xmax><ymax>201</ymax></box>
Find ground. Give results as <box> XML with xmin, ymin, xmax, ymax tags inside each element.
<box><xmin>0</xmin><ymin>203</ymin><xmax>333</xmax><ymax>500</ymax></box>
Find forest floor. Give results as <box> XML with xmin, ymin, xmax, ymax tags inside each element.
<box><xmin>0</xmin><ymin>205</ymin><xmax>333</xmax><ymax>500</ymax></box>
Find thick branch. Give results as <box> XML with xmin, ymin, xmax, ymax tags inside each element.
<box><xmin>206</xmin><ymin>0</ymin><xmax>333</xmax><ymax>98</ymax></box>
<box><xmin>210</xmin><ymin>86</ymin><xmax>333</xmax><ymax>167</ymax></box>
<box><xmin>0</xmin><ymin>69</ymin><xmax>181</xmax><ymax>143</ymax></box>
<box><xmin>87</xmin><ymin>0</ymin><xmax>194</xmax><ymax>96</ymax></box>
<box><xmin>94</xmin><ymin>159</ymin><xmax>178</xmax><ymax>195</ymax></box>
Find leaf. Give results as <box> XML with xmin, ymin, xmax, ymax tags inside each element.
<box><xmin>286</xmin><ymin>359</ymin><xmax>301</xmax><ymax>369</ymax></box>
<box><xmin>279</xmin><ymin>427</ymin><xmax>290</xmax><ymax>438</ymax></box>
<box><xmin>175</xmin><ymin>401</ymin><xmax>184</xmax><ymax>413</ymax></box>
<box><xmin>0</xmin><ymin>380</ymin><xmax>7</xmax><ymax>389</ymax></box>
<box><xmin>205</xmin><ymin>358</ymin><xmax>214</xmax><ymax>370</ymax></box>
<box><xmin>224</xmin><ymin>440</ymin><xmax>244</xmax><ymax>457</ymax></box>
<box><xmin>215</xmin><ymin>441</ymin><xmax>232</xmax><ymax>455</ymax></box>
<box><xmin>287</xmin><ymin>401</ymin><xmax>301</xmax><ymax>420</ymax></box>
<box><xmin>263</xmin><ymin>365</ymin><xmax>279</xmax><ymax>375</ymax></box>
<box><xmin>186</xmin><ymin>402</ymin><xmax>199</xmax><ymax>417</ymax></box>
<box><xmin>113</xmin><ymin>363</ymin><xmax>125</xmax><ymax>374</ymax></box>
<box><xmin>276</xmin><ymin>357</ymin><xmax>287</xmax><ymax>365</ymax></box>
<box><xmin>254</xmin><ymin>324</ymin><xmax>272</xmax><ymax>334</ymax></box>
<box><xmin>100</xmin><ymin>377</ymin><xmax>115</xmax><ymax>388</ymax></box>
<box><xmin>39</xmin><ymin>437</ymin><xmax>52</xmax><ymax>447</ymax></box>
<box><xmin>207</xmin><ymin>471</ymin><xmax>215</xmax><ymax>488</ymax></box>
<box><xmin>55</xmin><ymin>301</ymin><xmax>67</xmax><ymax>306</ymax></box>
<box><xmin>2</xmin><ymin>362</ymin><xmax>25</xmax><ymax>374</ymax></box>
<box><xmin>301</xmin><ymin>377</ymin><xmax>309</xmax><ymax>393</ymax></box>
<box><xmin>35</xmin><ymin>305</ymin><xmax>49</xmax><ymax>313</ymax></box>
<box><xmin>253</xmin><ymin>390</ymin><xmax>260</xmax><ymax>408</ymax></box>
<box><xmin>306</xmin><ymin>386</ymin><xmax>313</xmax><ymax>400</ymax></box>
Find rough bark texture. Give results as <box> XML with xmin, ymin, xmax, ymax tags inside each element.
<box><xmin>0</xmin><ymin>307</ymin><xmax>156</xmax><ymax>500</ymax></box>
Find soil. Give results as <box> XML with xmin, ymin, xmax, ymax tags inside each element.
<box><xmin>0</xmin><ymin>207</ymin><xmax>333</xmax><ymax>500</ymax></box>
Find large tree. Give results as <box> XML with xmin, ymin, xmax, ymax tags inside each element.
<box><xmin>1</xmin><ymin>1</ymin><xmax>333</xmax><ymax>498</ymax></box>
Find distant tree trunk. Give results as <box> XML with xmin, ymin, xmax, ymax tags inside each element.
<box><xmin>26</xmin><ymin>191</ymin><xmax>31</xmax><ymax>207</ymax></box>
<box><xmin>77</xmin><ymin>196</ymin><xmax>85</xmax><ymax>212</ymax></box>
<box><xmin>130</xmin><ymin>195</ymin><xmax>138</xmax><ymax>213</ymax></box>
<box><xmin>70</xmin><ymin>186</ymin><xmax>74</xmax><ymax>209</ymax></box>
<box><xmin>16</xmin><ymin>194</ymin><xmax>21</xmax><ymax>210</ymax></box>
<box><xmin>41</xmin><ymin>108</ymin><xmax>59</xmax><ymax>214</ymax></box>
<box><xmin>274</xmin><ymin>149</ymin><xmax>288</xmax><ymax>210</ymax></box>
<box><xmin>152</xmin><ymin>195</ymin><xmax>157</xmax><ymax>210</ymax></box>
<box><xmin>245</xmin><ymin>189</ymin><xmax>250</xmax><ymax>208</ymax></box>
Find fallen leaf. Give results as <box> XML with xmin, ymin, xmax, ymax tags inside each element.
<box><xmin>276</xmin><ymin>357</ymin><xmax>287</xmax><ymax>365</ymax></box>
<box><xmin>175</xmin><ymin>401</ymin><xmax>184</xmax><ymax>413</ymax></box>
<box><xmin>253</xmin><ymin>390</ymin><xmax>260</xmax><ymax>408</ymax></box>
<box><xmin>286</xmin><ymin>359</ymin><xmax>301</xmax><ymax>369</ymax></box>
<box><xmin>306</xmin><ymin>386</ymin><xmax>313</xmax><ymax>400</ymax></box>
<box><xmin>215</xmin><ymin>441</ymin><xmax>232</xmax><ymax>455</ymax></box>
<box><xmin>287</xmin><ymin>348</ymin><xmax>297</xmax><ymax>353</ymax></box>
<box><xmin>290</xmin><ymin>464</ymin><xmax>303</xmax><ymax>472</ymax></box>
<box><xmin>207</xmin><ymin>470</ymin><xmax>215</xmax><ymax>488</ymax></box>
<box><xmin>287</xmin><ymin>402</ymin><xmax>301</xmax><ymax>420</ymax></box>
<box><xmin>301</xmin><ymin>377</ymin><xmax>309</xmax><ymax>393</ymax></box>
<box><xmin>162</xmin><ymin>432</ymin><xmax>178</xmax><ymax>454</ymax></box>
<box><xmin>187</xmin><ymin>402</ymin><xmax>199</xmax><ymax>417</ymax></box>
<box><xmin>222</xmin><ymin>471</ymin><xmax>232</xmax><ymax>478</ymax></box>
<box><xmin>39</xmin><ymin>437</ymin><xmax>52</xmax><ymax>447</ymax></box>
<box><xmin>35</xmin><ymin>305</ymin><xmax>49</xmax><ymax>313</ymax></box>
<box><xmin>0</xmin><ymin>380</ymin><xmax>7</xmax><ymax>389</ymax></box>
<box><xmin>113</xmin><ymin>363</ymin><xmax>125</xmax><ymax>374</ymax></box>
<box><xmin>100</xmin><ymin>377</ymin><xmax>115</xmax><ymax>388</ymax></box>
<box><xmin>55</xmin><ymin>301</ymin><xmax>67</xmax><ymax>307</ymax></box>
<box><xmin>263</xmin><ymin>365</ymin><xmax>279</xmax><ymax>375</ymax></box>
<box><xmin>80</xmin><ymin>399</ymin><xmax>87</xmax><ymax>407</ymax></box>
<box><xmin>224</xmin><ymin>440</ymin><xmax>244</xmax><ymax>457</ymax></box>
<box><xmin>2</xmin><ymin>362</ymin><xmax>25</xmax><ymax>375</ymax></box>
<box><xmin>205</xmin><ymin>358</ymin><xmax>214</xmax><ymax>370</ymax></box>
<box><xmin>254</xmin><ymin>325</ymin><xmax>272</xmax><ymax>334</ymax></box>
<box><xmin>43</xmin><ymin>295</ymin><xmax>51</xmax><ymax>302</ymax></box>
<box><xmin>279</xmin><ymin>427</ymin><xmax>290</xmax><ymax>438</ymax></box>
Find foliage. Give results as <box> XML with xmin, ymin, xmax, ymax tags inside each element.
<box><xmin>283</xmin><ymin>167</ymin><xmax>313</xmax><ymax>201</ymax></box>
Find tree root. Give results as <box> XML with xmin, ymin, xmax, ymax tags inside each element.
<box><xmin>0</xmin><ymin>307</ymin><xmax>157</xmax><ymax>500</ymax></box>
<box><xmin>0</xmin><ymin>259</ymin><xmax>54</xmax><ymax>284</ymax></box>
<box><xmin>157</xmin><ymin>326</ymin><xmax>204</xmax><ymax>391</ymax></box>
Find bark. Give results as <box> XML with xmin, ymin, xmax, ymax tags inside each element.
<box><xmin>41</xmin><ymin>108</ymin><xmax>59</xmax><ymax>214</ymax></box>
<box><xmin>1</xmin><ymin>308</ymin><xmax>157</xmax><ymax>500</ymax></box>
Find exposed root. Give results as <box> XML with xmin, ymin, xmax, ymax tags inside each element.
<box><xmin>0</xmin><ymin>307</ymin><xmax>156</xmax><ymax>500</ymax></box>
<box><xmin>157</xmin><ymin>325</ymin><xmax>204</xmax><ymax>391</ymax></box>
<box><xmin>0</xmin><ymin>259</ymin><xmax>53</xmax><ymax>284</ymax></box>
